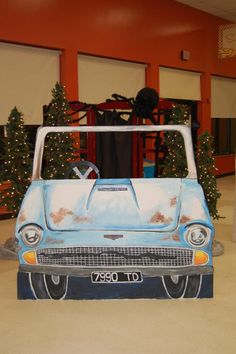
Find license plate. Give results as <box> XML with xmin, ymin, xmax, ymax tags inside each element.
<box><xmin>91</xmin><ymin>271</ymin><xmax>143</xmax><ymax>283</ymax></box>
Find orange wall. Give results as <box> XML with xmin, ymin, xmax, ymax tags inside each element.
<box><xmin>215</xmin><ymin>155</ymin><xmax>235</xmax><ymax>176</ymax></box>
<box><xmin>2</xmin><ymin>0</ymin><xmax>236</xmax><ymax>87</ymax></box>
<box><xmin>0</xmin><ymin>0</ymin><xmax>235</xmax><ymax>174</ymax></box>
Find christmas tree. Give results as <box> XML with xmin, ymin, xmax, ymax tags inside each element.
<box><xmin>160</xmin><ymin>104</ymin><xmax>189</xmax><ymax>177</ymax></box>
<box><xmin>42</xmin><ymin>82</ymin><xmax>76</xmax><ymax>179</ymax></box>
<box><xmin>159</xmin><ymin>104</ymin><xmax>221</xmax><ymax>219</ymax></box>
<box><xmin>0</xmin><ymin>107</ymin><xmax>31</xmax><ymax>217</ymax></box>
<box><xmin>196</xmin><ymin>131</ymin><xmax>221</xmax><ymax>219</ymax></box>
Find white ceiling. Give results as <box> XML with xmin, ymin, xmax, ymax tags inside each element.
<box><xmin>176</xmin><ymin>0</ymin><xmax>236</xmax><ymax>22</ymax></box>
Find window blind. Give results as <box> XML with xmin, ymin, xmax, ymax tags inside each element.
<box><xmin>211</xmin><ymin>76</ymin><xmax>236</xmax><ymax>118</ymax></box>
<box><xmin>159</xmin><ymin>67</ymin><xmax>201</xmax><ymax>100</ymax></box>
<box><xmin>78</xmin><ymin>54</ymin><xmax>146</xmax><ymax>103</ymax></box>
<box><xmin>0</xmin><ymin>43</ymin><xmax>60</xmax><ymax>124</ymax></box>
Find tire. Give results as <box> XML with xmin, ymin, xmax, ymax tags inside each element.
<box><xmin>45</xmin><ymin>274</ymin><xmax>68</xmax><ymax>299</ymax></box>
<box><xmin>162</xmin><ymin>275</ymin><xmax>187</xmax><ymax>298</ymax></box>
<box><xmin>30</xmin><ymin>273</ymin><xmax>49</xmax><ymax>299</ymax></box>
<box><xmin>184</xmin><ymin>275</ymin><xmax>201</xmax><ymax>298</ymax></box>
<box><xmin>30</xmin><ymin>273</ymin><xmax>68</xmax><ymax>300</ymax></box>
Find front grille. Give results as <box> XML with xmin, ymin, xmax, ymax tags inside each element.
<box><xmin>36</xmin><ymin>247</ymin><xmax>193</xmax><ymax>267</ymax></box>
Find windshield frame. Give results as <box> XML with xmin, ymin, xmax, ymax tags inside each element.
<box><xmin>32</xmin><ymin>125</ymin><xmax>197</xmax><ymax>180</ymax></box>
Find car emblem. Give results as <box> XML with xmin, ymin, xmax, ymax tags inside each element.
<box><xmin>103</xmin><ymin>234</ymin><xmax>123</xmax><ymax>241</ymax></box>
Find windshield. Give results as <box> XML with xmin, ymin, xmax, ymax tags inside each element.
<box><xmin>32</xmin><ymin>125</ymin><xmax>196</xmax><ymax>180</ymax></box>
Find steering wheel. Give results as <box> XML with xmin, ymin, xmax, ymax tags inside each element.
<box><xmin>65</xmin><ymin>161</ymin><xmax>100</xmax><ymax>179</ymax></box>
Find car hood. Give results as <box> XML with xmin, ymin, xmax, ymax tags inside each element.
<box><xmin>43</xmin><ymin>178</ymin><xmax>183</xmax><ymax>232</ymax></box>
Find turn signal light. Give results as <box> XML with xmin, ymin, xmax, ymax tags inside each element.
<box><xmin>194</xmin><ymin>250</ymin><xmax>209</xmax><ymax>265</ymax></box>
<box><xmin>23</xmin><ymin>251</ymin><xmax>37</xmax><ymax>264</ymax></box>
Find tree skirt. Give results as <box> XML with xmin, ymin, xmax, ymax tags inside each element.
<box><xmin>212</xmin><ymin>239</ymin><xmax>224</xmax><ymax>256</ymax></box>
<box><xmin>0</xmin><ymin>237</ymin><xmax>17</xmax><ymax>260</ymax></box>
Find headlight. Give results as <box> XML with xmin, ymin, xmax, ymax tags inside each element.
<box><xmin>20</xmin><ymin>224</ymin><xmax>42</xmax><ymax>247</ymax></box>
<box><xmin>185</xmin><ymin>224</ymin><xmax>211</xmax><ymax>247</ymax></box>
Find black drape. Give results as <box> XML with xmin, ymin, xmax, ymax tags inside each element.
<box><xmin>96</xmin><ymin>110</ymin><xmax>132</xmax><ymax>178</ymax></box>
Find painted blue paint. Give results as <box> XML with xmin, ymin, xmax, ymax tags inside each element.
<box><xmin>16</xmin><ymin>126</ymin><xmax>214</xmax><ymax>300</ymax></box>
<box><xmin>16</xmin><ymin>177</ymin><xmax>214</xmax><ymax>272</ymax></box>
<box><xmin>23</xmin><ymin>178</ymin><xmax>183</xmax><ymax>232</ymax></box>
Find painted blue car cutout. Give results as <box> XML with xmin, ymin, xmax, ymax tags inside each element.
<box><xmin>16</xmin><ymin>125</ymin><xmax>214</xmax><ymax>300</ymax></box>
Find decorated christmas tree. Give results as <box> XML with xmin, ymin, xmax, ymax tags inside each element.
<box><xmin>0</xmin><ymin>107</ymin><xmax>31</xmax><ymax>217</ymax></box>
<box><xmin>160</xmin><ymin>104</ymin><xmax>221</xmax><ymax>220</ymax></box>
<box><xmin>42</xmin><ymin>82</ymin><xmax>76</xmax><ymax>179</ymax></box>
<box><xmin>196</xmin><ymin>131</ymin><xmax>221</xmax><ymax>219</ymax></box>
<box><xmin>160</xmin><ymin>104</ymin><xmax>189</xmax><ymax>177</ymax></box>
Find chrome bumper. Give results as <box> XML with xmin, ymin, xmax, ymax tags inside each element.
<box><xmin>19</xmin><ymin>264</ymin><xmax>213</xmax><ymax>277</ymax></box>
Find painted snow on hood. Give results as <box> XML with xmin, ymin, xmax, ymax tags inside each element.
<box><xmin>44</xmin><ymin>178</ymin><xmax>182</xmax><ymax>231</ymax></box>
<box><xmin>180</xmin><ymin>179</ymin><xmax>209</xmax><ymax>223</ymax></box>
<box><xmin>16</xmin><ymin>181</ymin><xmax>45</xmax><ymax>228</ymax></box>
